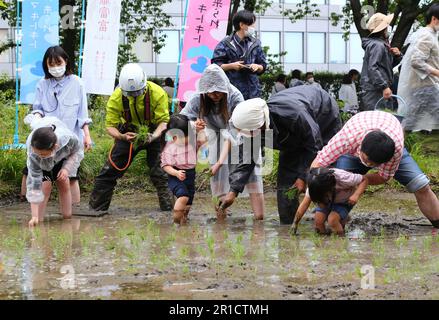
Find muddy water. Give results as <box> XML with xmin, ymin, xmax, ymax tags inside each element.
<box><xmin>0</xmin><ymin>191</ymin><xmax>438</xmax><ymax>300</ymax></box>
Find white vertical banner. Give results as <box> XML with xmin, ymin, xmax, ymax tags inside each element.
<box><xmin>82</xmin><ymin>0</ymin><xmax>122</xmax><ymax>95</ymax></box>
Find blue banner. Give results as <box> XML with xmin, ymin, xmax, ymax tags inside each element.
<box><xmin>20</xmin><ymin>0</ymin><xmax>59</xmax><ymax>104</ymax></box>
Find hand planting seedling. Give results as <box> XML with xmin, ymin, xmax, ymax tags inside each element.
<box><xmin>284</xmin><ymin>187</ymin><xmax>299</xmax><ymax>200</ymax></box>
<box><xmin>133</xmin><ymin>125</ymin><xmax>150</xmax><ymax>149</ymax></box>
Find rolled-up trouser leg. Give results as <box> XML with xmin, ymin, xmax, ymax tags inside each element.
<box><xmin>277</xmin><ymin>150</ymin><xmax>300</xmax><ymax>225</ymax></box>
<box><xmin>89</xmin><ymin>140</ymin><xmax>133</xmax><ymax>211</ymax></box>
<box><xmin>147</xmin><ymin>140</ymin><xmax>173</xmax><ymax>211</ymax></box>
<box><xmin>431</xmin><ymin>220</ymin><xmax>439</xmax><ymax>229</ymax></box>
<box><xmin>361</xmin><ymin>90</ymin><xmax>383</xmax><ymax>111</ymax></box>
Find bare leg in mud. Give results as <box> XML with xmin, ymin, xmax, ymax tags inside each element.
<box><xmin>250</xmin><ymin>192</ymin><xmax>264</xmax><ymax>220</ymax></box>
<box><xmin>173</xmin><ymin>196</ymin><xmax>189</xmax><ymax>224</ymax></box>
<box><xmin>327</xmin><ymin>212</ymin><xmax>345</xmax><ymax>236</ymax></box>
<box><xmin>314</xmin><ymin>212</ymin><xmax>327</xmax><ymax>234</ymax></box>
<box><xmin>414</xmin><ymin>185</ymin><xmax>439</xmax><ymax>225</ymax></box>
<box><xmin>70</xmin><ymin>179</ymin><xmax>80</xmax><ymax>205</ymax></box>
<box><xmin>216</xmin><ymin>194</ymin><xmax>227</xmax><ymax>221</ymax></box>
<box><xmin>29</xmin><ymin>181</ymin><xmax>53</xmax><ymax>227</ymax></box>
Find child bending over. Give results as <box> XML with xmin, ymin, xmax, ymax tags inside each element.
<box><xmin>292</xmin><ymin>168</ymin><xmax>368</xmax><ymax>236</ymax></box>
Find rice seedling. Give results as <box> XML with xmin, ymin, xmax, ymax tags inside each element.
<box><xmin>284</xmin><ymin>187</ymin><xmax>299</xmax><ymax>201</ymax></box>
<box><xmin>94</xmin><ymin>228</ymin><xmax>106</xmax><ymax>240</ymax></box>
<box><xmin>9</xmin><ymin>217</ymin><xmax>19</xmax><ymax>226</ymax></box>
<box><xmin>232</xmin><ymin>233</ymin><xmax>246</xmax><ymax>263</ymax></box>
<box><xmin>310</xmin><ymin>232</ymin><xmax>323</xmax><ymax>248</ymax></box>
<box><xmin>133</xmin><ymin>125</ymin><xmax>150</xmax><ymax>149</ymax></box>
<box><xmin>179</xmin><ymin>245</ymin><xmax>190</xmax><ymax>260</ymax></box>
<box><xmin>49</xmin><ymin>231</ymin><xmax>72</xmax><ymax>261</ymax></box>
<box><xmin>383</xmin><ymin>266</ymin><xmax>401</xmax><ymax>284</ymax></box>
<box><xmin>182</xmin><ymin>264</ymin><xmax>190</xmax><ymax>274</ymax></box>
<box><xmin>79</xmin><ymin>232</ymin><xmax>94</xmax><ymax>256</ymax></box>
<box><xmin>422</xmin><ymin>235</ymin><xmax>433</xmax><ymax>252</ymax></box>
<box><xmin>394</xmin><ymin>234</ymin><xmax>409</xmax><ymax>248</ymax></box>
<box><xmin>205</xmin><ymin>232</ymin><xmax>215</xmax><ymax>259</ymax></box>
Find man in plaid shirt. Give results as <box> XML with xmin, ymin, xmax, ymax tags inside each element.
<box><xmin>312</xmin><ymin>111</ymin><xmax>439</xmax><ymax>229</ymax></box>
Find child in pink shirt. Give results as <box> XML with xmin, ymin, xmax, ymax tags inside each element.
<box><xmin>292</xmin><ymin>168</ymin><xmax>368</xmax><ymax>236</ymax></box>
<box><xmin>161</xmin><ymin>114</ymin><xmax>198</xmax><ymax>224</ymax></box>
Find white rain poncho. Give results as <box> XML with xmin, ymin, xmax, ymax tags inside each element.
<box><xmin>180</xmin><ymin>64</ymin><xmax>263</xmax><ymax>197</ymax></box>
<box><xmin>26</xmin><ymin>116</ymin><xmax>84</xmax><ymax>203</ymax></box>
<box><xmin>397</xmin><ymin>27</ymin><xmax>439</xmax><ymax>132</ymax></box>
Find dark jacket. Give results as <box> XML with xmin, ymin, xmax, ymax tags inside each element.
<box><xmin>211</xmin><ymin>34</ymin><xmax>267</xmax><ymax>100</ymax></box>
<box><xmin>360</xmin><ymin>37</ymin><xmax>402</xmax><ymax>92</ymax></box>
<box><xmin>229</xmin><ymin>86</ymin><xmax>342</xmax><ymax>194</ymax></box>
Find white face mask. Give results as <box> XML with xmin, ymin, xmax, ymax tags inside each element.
<box><xmin>434</xmin><ymin>23</ymin><xmax>439</xmax><ymax>32</ymax></box>
<box><xmin>49</xmin><ymin>65</ymin><xmax>66</xmax><ymax>78</ymax></box>
<box><xmin>36</xmin><ymin>149</ymin><xmax>56</xmax><ymax>160</ymax></box>
<box><xmin>307</xmin><ymin>77</ymin><xmax>315</xmax><ymax>84</ymax></box>
<box><xmin>245</xmin><ymin>26</ymin><xmax>256</xmax><ymax>38</ymax></box>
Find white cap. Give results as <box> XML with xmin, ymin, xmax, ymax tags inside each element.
<box><xmin>231</xmin><ymin>98</ymin><xmax>270</xmax><ymax>131</ymax></box>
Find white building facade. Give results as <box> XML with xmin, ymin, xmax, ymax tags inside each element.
<box><xmin>0</xmin><ymin>0</ymin><xmax>365</xmax><ymax>78</ymax></box>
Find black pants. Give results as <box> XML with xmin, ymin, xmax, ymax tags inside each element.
<box><xmin>361</xmin><ymin>90</ymin><xmax>382</xmax><ymax>111</ymax></box>
<box><xmin>276</xmin><ymin>150</ymin><xmax>301</xmax><ymax>224</ymax></box>
<box><xmin>89</xmin><ymin>139</ymin><xmax>172</xmax><ymax>211</ymax></box>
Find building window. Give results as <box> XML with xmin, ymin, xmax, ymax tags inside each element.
<box><xmin>132</xmin><ymin>34</ymin><xmax>153</xmax><ymax>63</ymax></box>
<box><xmin>0</xmin><ymin>29</ymin><xmax>10</xmax><ymax>63</ymax></box>
<box><xmin>260</xmin><ymin>31</ymin><xmax>280</xmax><ymax>61</ymax></box>
<box><xmin>329</xmin><ymin>0</ymin><xmax>346</xmax><ymax>5</ymax></box>
<box><xmin>329</xmin><ymin>33</ymin><xmax>346</xmax><ymax>64</ymax></box>
<box><xmin>157</xmin><ymin>30</ymin><xmax>180</xmax><ymax>63</ymax></box>
<box><xmin>350</xmin><ymin>33</ymin><xmax>364</xmax><ymax>64</ymax></box>
<box><xmin>307</xmin><ymin>33</ymin><xmax>325</xmax><ymax>64</ymax></box>
<box><xmin>284</xmin><ymin>32</ymin><xmax>303</xmax><ymax>63</ymax></box>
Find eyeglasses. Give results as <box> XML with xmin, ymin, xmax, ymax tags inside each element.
<box><xmin>122</xmin><ymin>89</ymin><xmax>144</xmax><ymax>97</ymax></box>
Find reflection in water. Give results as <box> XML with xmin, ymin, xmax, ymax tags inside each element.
<box><xmin>0</xmin><ymin>194</ymin><xmax>438</xmax><ymax>299</ymax></box>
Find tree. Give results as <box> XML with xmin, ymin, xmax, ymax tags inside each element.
<box><xmin>226</xmin><ymin>0</ymin><xmax>434</xmax><ymax>50</ymax></box>
<box><xmin>331</xmin><ymin>0</ymin><xmax>436</xmax><ymax>48</ymax></box>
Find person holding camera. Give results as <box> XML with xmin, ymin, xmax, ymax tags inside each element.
<box><xmin>89</xmin><ymin>63</ymin><xmax>173</xmax><ymax>212</ymax></box>
<box><xmin>211</xmin><ymin>10</ymin><xmax>267</xmax><ymax>100</ymax></box>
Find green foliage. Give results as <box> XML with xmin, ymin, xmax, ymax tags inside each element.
<box><xmin>133</xmin><ymin>125</ymin><xmax>150</xmax><ymax>149</ymax></box>
<box><xmin>260</xmin><ymin>46</ymin><xmax>287</xmax><ymax>100</ymax></box>
<box><xmin>260</xmin><ymin>71</ymin><xmax>351</xmax><ymax>102</ymax></box>
<box><xmin>282</xmin><ymin>0</ymin><xmax>320</xmax><ymax>23</ymax></box>
<box><xmin>284</xmin><ymin>187</ymin><xmax>299</xmax><ymax>201</ymax></box>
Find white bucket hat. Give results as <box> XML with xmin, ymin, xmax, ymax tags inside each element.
<box><xmin>367</xmin><ymin>13</ymin><xmax>394</xmax><ymax>34</ymax></box>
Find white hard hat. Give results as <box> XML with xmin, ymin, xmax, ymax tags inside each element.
<box><xmin>119</xmin><ymin>63</ymin><xmax>147</xmax><ymax>96</ymax></box>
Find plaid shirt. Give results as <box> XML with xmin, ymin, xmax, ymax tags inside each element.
<box><xmin>316</xmin><ymin>111</ymin><xmax>404</xmax><ymax>180</ymax></box>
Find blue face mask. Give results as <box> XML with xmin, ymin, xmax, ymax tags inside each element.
<box><xmin>165</xmin><ymin>134</ymin><xmax>173</xmax><ymax>142</ymax></box>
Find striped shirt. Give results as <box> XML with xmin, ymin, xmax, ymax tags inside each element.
<box><xmin>316</xmin><ymin>111</ymin><xmax>404</xmax><ymax>180</ymax></box>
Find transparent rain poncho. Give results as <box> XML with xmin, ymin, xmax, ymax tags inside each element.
<box><xmin>25</xmin><ymin>116</ymin><xmax>84</xmax><ymax>203</ymax></box>
<box><xmin>397</xmin><ymin>27</ymin><xmax>439</xmax><ymax>132</ymax></box>
<box><xmin>181</xmin><ymin>64</ymin><xmax>263</xmax><ymax>197</ymax></box>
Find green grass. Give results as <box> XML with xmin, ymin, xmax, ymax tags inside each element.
<box><xmin>0</xmin><ymin>92</ymin><xmax>438</xmax><ymax>199</ymax></box>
